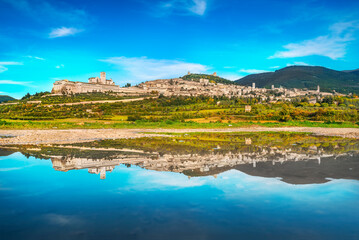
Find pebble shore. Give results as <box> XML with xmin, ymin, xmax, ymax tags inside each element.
<box><xmin>0</xmin><ymin>127</ymin><xmax>359</xmax><ymax>145</ymax></box>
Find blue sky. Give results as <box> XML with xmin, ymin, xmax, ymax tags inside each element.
<box><xmin>1</xmin><ymin>0</ymin><xmax>359</xmax><ymax>98</ymax></box>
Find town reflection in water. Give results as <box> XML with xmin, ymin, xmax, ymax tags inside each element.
<box><xmin>1</xmin><ymin>133</ymin><xmax>359</xmax><ymax>240</ymax></box>
<box><xmin>9</xmin><ymin>132</ymin><xmax>359</xmax><ymax>184</ymax></box>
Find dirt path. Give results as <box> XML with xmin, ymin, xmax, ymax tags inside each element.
<box><xmin>0</xmin><ymin>97</ymin><xmax>156</xmax><ymax>107</ymax></box>
<box><xmin>0</xmin><ymin>127</ymin><xmax>359</xmax><ymax>145</ymax></box>
<box><xmin>45</xmin><ymin>97</ymin><xmax>152</xmax><ymax>107</ymax></box>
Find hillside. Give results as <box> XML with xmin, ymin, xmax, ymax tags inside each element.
<box><xmin>235</xmin><ymin>66</ymin><xmax>359</xmax><ymax>94</ymax></box>
<box><xmin>182</xmin><ymin>73</ymin><xmax>235</xmax><ymax>85</ymax></box>
<box><xmin>343</xmin><ymin>69</ymin><xmax>359</xmax><ymax>76</ymax></box>
<box><xmin>0</xmin><ymin>95</ymin><xmax>15</xmax><ymax>103</ymax></box>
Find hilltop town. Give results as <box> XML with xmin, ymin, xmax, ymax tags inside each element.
<box><xmin>1</xmin><ymin>70</ymin><xmax>358</xmax><ymax>131</ymax></box>
<box><xmin>52</xmin><ymin>71</ymin><xmax>338</xmax><ymax>103</ymax></box>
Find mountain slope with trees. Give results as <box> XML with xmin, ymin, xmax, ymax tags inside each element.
<box><xmin>235</xmin><ymin>66</ymin><xmax>359</xmax><ymax>94</ymax></box>
<box><xmin>0</xmin><ymin>95</ymin><xmax>15</xmax><ymax>103</ymax></box>
<box><xmin>182</xmin><ymin>73</ymin><xmax>235</xmax><ymax>85</ymax></box>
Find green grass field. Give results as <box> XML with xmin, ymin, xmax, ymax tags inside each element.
<box><xmin>0</xmin><ymin>118</ymin><xmax>357</xmax><ymax>129</ymax></box>
<box><xmin>1</xmin><ymin>94</ymin><xmax>359</xmax><ymax>130</ymax></box>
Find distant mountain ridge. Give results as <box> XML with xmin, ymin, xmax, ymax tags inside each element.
<box><xmin>0</xmin><ymin>95</ymin><xmax>15</xmax><ymax>103</ymax></box>
<box><xmin>235</xmin><ymin>66</ymin><xmax>359</xmax><ymax>94</ymax></box>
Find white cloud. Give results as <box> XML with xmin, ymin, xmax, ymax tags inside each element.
<box><xmin>189</xmin><ymin>0</ymin><xmax>207</xmax><ymax>15</ymax></box>
<box><xmin>49</xmin><ymin>27</ymin><xmax>82</xmax><ymax>38</ymax></box>
<box><xmin>0</xmin><ymin>167</ymin><xmax>26</xmax><ymax>172</ymax></box>
<box><xmin>286</xmin><ymin>62</ymin><xmax>310</xmax><ymax>66</ymax></box>
<box><xmin>0</xmin><ymin>66</ymin><xmax>7</xmax><ymax>73</ymax></box>
<box><xmin>270</xmin><ymin>66</ymin><xmax>280</xmax><ymax>69</ymax></box>
<box><xmin>116</xmin><ymin>167</ymin><xmax>207</xmax><ymax>191</ymax></box>
<box><xmin>269</xmin><ymin>36</ymin><xmax>348</xmax><ymax>59</ymax></box>
<box><xmin>330</xmin><ymin>21</ymin><xmax>359</xmax><ymax>35</ymax></box>
<box><xmin>158</xmin><ymin>0</ymin><xmax>208</xmax><ymax>16</ymax></box>
<box><xmin>0</xmin><ymin>80</ymin><xmax>32</xmax><ymax>86</ymax></box>
<box><xmin>0</xmin><ymin>61</ymin><xmax>23</xmax><ymax>73</ymax></box>
<box><xmin>139</xmin><ymin>171</ymin><xmax>206</xmax><ymax>188</ymax></box>
<box><xmin>2</xmin><ymin>0</ymin><xmax>88</xmax><ymax>26</ymax></box>
<box><xmin>0</xmin><ymin>61</ymin><xmax>23</xmax><ymax>65</ymax></box>
<box><xmin>220</xmin><ymin>73</ymin><xmax>244</xmax><ymax>80</ymax></box>
<box><xmin>238</xmin><ymin>69</ymin><xmax>270</xmax><ymax>74</ymax></box>
<box><xmin>26</xmin><ymin>56</ymin><xmax>45</xmax><ymax>61</ymax></box>
<box><xmin>269</xmin><ymin>21</ymin><xmax>359</xmax><ymax>60</ymax></box>
<box><xmin>55</xmin><ymin>64</ymin><xmax>65</xmax><ymax>69</ymax></box>
<box><xmin>100</xmin><ymin>56</ymin><xmax>208</xmax><ymax>82</ymax></box>
<box><xmin>44</xmin><ymin>214</ymin><xmax>83</xmax><ymax>226</ymax></box>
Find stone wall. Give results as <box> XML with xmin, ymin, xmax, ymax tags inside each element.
<box><xmin>52</xmin><ymin>80</ymin><xmax>121</xmax><ymax>94</ymax></box>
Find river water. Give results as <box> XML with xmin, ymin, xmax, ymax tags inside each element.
<box><xmin>0</xmin><ymin>133</ymin><xmax>358</xmax><ymax>240</ymax></box>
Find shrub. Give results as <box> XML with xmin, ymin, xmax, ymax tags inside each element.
<box><xmin>165</xmin><ymin>120</ymin><xmax>174</xmax><ymax>125</ymax></box>
<box><xmin>0</xmin><ymin>120</ymin><xmax>8</xmax><ymax>125</ymax></box>
<box><xmin>279</xmin><ymin>115</ymin><xmax>292</xmax><ymax>122</ymax></box>
<box><xmin>127</xmin><ymin>115</ymin><xmax>142</xmax><ymax>121</ymax></box>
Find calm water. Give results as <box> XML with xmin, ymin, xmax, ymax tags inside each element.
<box><xmin>0</xmin><ymin>135</ymin><xmax>359</xmax><ymax>240</ymax></box>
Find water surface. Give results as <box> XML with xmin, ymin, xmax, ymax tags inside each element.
<box><xmin>0</xmin><ymin>133</ymin><xmax>358</xmax><ymax>240</ymax></box>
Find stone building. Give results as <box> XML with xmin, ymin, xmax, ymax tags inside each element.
<box><xmin>52</xmin><ymin>72</ymin><xmax>119</xmax><ymax>94</ymax></box>
<box><xmin>245</xmin><ymin>105</ymin><xmax>252</xmax><ymax>112</ymax></box>
<box><xmin>88</xmin><ymin>72</ymin><xmax>115</xmax><ymax>85</ymax></box>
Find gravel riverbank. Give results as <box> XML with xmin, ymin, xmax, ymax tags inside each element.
<box><xmin>0</xmin><ymin>127</ymin><xmax>358</xmax><ymax>145</ymax></box>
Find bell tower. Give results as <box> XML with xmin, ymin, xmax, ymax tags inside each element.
<box><xmin>100</xmin><ymin>72</ymin><xmax>106</xmax><ymax>84</ymax></box>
